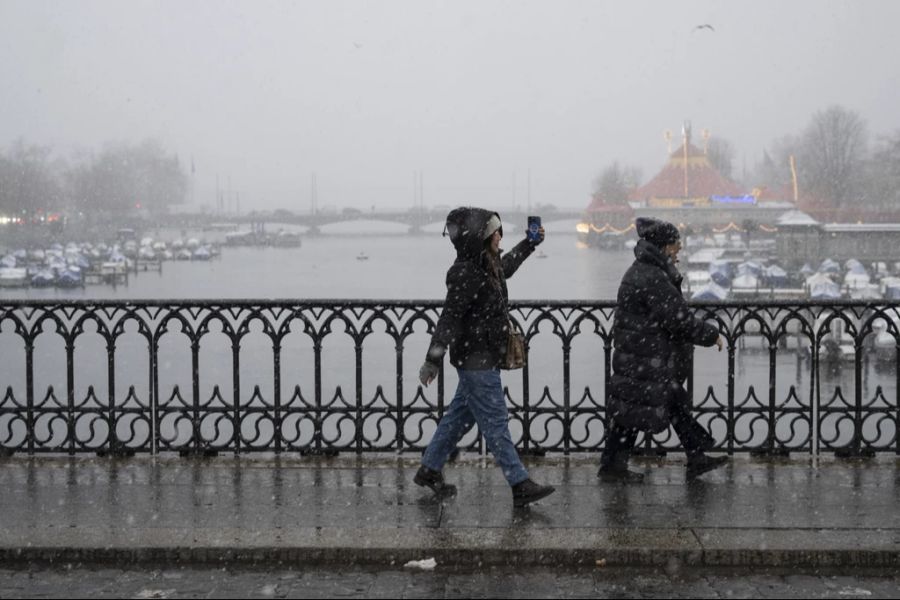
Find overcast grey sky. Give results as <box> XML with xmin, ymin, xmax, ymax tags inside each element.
<box><xmin>2</xmin><ymin>0</ymin><xmax>899</xmax><ymax>212</ymax></box>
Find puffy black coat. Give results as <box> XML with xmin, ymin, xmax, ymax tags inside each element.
<box><xmin>608</xmin><ymin>239</ymin><xmax>719</xmax><ymax>433</ymax></box>
<box><xmin>425</xmin><ymin>207</ymin><xmax>536</xmax><ymax>370</ymax></box>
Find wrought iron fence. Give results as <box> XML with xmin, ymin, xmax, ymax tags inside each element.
<box><xmin>0</xmin><ymin>300</ymin><xmax>898</xmax><ymax>457</ymax></box>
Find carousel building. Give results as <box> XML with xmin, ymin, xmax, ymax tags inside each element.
<box><xmin>578</xmin><ymin>122</ymin><xmax>796</xmax><ymax>246</ymax></box>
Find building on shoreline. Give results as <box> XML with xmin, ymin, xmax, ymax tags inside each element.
<box><xmin>579</xmin><ymin>122</ymin><xmax>795</xmax><ymax>246</ymax></box>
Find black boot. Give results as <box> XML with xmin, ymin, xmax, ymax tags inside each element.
<box><xmin>511</xmin><ymin>478</ymin><xmax>555</xmax><ymax>507</ymax></box>
<box><xmin>686</xmin><ymin>454</ymin><xmax>728</xmax><ymax>479</ymax></box>
<box><xmin>600</xmin><ymin>423</ymin><xmax>641</xmax><ymax>483</ymax></box>
<box><xmin>414</xmin><ymin>465</ymin><xmax>457</xmax><ymax>497</ymax></box>
<box><xmin>597</xmin><ymin>465</ymin><xmax>645</xmax><ymax>483</ymax></box>
<box><xmin>598</xmin><ymin>439</ymin><xmax>643</xmax><ymax>483</ymax></box>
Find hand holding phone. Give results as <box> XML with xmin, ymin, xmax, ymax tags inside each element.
<box><xmin>527</xmin><ymin>216</ymin><xmax>542</xmax><ymax>244</ymax></box>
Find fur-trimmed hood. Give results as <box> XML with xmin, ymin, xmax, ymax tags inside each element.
<box><xmin>444</xmin><ymin>207</ymin><xmax>501</xmax><ymax>260</ymax></box>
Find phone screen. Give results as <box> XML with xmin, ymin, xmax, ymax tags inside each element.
<box><xmin>527</xmin><ymin>216</ymin><xmax>541</xmax><ymax>242</ymax></box>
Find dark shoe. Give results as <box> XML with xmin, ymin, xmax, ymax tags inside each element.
<box><xmin>597</xmin><ymin>466</ymin><xmax>645</xmax><ymax>483</ymax></box>
<box><xmin>698</xmin><ymin>432</ymin><xmax>716</xmax><ymax>453</ymax></box>
<box><xmin>512</xmin><ymin>478</ymin><xmax>555</xmax><ymax>507</ymax></box>
<box><xmin>686</xmin><ymin>454</ymin><xmax>728</xmax><ymax>479</ymax></box>
<box><xmin>414</xmin><ymin>466</ymin><xmax>457</xmax><ymax>498</ymax></box>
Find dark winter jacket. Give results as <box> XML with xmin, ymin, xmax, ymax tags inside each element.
<box><xmin>425</xmin><ymin>207</ymin><xmax>536</xmax><ymax>370</ymax></box>
<box><xmin>608</xmin><ymin>239</ymin><xmax>719</xmax><ymax>433</ymax></box>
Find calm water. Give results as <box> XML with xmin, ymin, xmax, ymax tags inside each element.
<box><xmin>1</xmin><ymin>227</ymin><xmax>896</xmax><ymax>451</ymax></box>
<box><xmin>0</xmin><ymin>224</ymin><xmax>625</xmax><ymax>301</ymax></box>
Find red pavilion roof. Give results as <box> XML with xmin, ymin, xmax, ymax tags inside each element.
<box><xmin>631</xmin><ymin>142</ymin><xmax>742</xmax><ymax>201</ymax></box>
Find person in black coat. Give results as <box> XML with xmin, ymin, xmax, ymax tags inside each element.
<box><xmin>600</xmin><ymin>217</ymin><xmax>728</xmax><ymax>482</ymax></box>
<box><xmin>415</xmin><ymin>207</ymin><xmax>556</xmax><ymax>507</ymax></box>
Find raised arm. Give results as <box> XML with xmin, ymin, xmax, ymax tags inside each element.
<box><xmin>501</xmin><ymin>227</ymin><xmax>544</xmax><ymax>279</ymax></box>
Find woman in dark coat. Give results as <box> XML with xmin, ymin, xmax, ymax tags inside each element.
<box><xmin>415</xmin><ymin>207</ymin><xmax>555</xmax><ymax>507</ymax></box>
<box><xmin>600</xmin><ymin>217</ymin><xmax>728</xmax><ymax>482</ymax></box>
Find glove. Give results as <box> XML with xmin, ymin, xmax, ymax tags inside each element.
<box><xmin>528</xmin><ymin>226</ymin><xmax>546</xmax><ymax>247</ymax></box>
<box><xmin>419</xmin><ymin>361</ymin><xmax>439</xmax><ymax>387</ymax></box>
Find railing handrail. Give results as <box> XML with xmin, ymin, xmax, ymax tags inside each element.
<box><xmin>4</xmin><ymin>298</ymin><xmax>900</xmax><ymax>307</ymax></box>
<box><xmin>1</xmin><ymin>299</ymin><xmax>898</xmax><ymax>458</ymax></box>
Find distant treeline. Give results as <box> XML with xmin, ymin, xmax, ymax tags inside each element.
<box><xmin>0</xmin><ymin>138</ymin><xmax>187</xmax><ymax>219</ymax></box>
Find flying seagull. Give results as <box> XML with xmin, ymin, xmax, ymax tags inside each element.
<box><xmin>692</xmin><ymin>24</ymin><xmax>715</xmax><ymax>32</ymax></box>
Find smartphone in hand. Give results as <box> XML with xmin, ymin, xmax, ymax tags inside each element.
<box><xmin>527</xmin><ymin>216</ymin><xmax>542</xmax><ymax>242</ymax></box>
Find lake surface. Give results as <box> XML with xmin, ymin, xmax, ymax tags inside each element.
<box><xmin>1</xmin><ymin>222</ymin><xmax>624</xmax><ymax>301</ymax></box>
<box><xmin>1</xmin><ymin>226</ymin><xmax>896</xmax><ymax>453</ymax></box>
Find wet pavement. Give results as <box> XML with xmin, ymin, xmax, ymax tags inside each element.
<box><xmin>1</xmin><ymin>454</ymin><xmax>900</xmax><ymax>569</ymax></box>
<box><xmin>2</xmin><ymin>564</ymin><xmax>900</xmax><ymax>598</ymax></box>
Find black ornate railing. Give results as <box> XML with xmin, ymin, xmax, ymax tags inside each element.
<box><xmin>0</xmin><ymin>300</ymin><xmax>898</xmax><ymax>457</ymax></box>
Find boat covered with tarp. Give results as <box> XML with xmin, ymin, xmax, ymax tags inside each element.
<box><xmin>691</xmin><ymin>283</ymin><xmax>729</xmax><ymax>301</ymax></box>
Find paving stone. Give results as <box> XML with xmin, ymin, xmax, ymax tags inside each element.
<box><xmin>2</xmin><ymin>455</ymin><xmax>900</xmax><ymax>571</ymax></box>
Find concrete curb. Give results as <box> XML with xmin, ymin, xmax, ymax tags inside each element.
<box><xmin>3</xmin><ymin>527</ymin><xmax>900</xmax><ymax>568</ymax></box>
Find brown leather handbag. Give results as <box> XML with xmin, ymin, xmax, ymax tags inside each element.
<box><xmin>500</xmin><ymin>319</ymin><xmax>526</xmax><ymax>370</ymax></box>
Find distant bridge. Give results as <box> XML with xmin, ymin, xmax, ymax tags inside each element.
<box><xmin>157</xmin><ymin>208</ymin><xmax>584</xmax><ymax>233</ymax></box>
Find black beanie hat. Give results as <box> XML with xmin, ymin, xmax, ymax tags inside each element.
<box><xmin>636</xmin><ymin>217</ymin><xmax>680</xmax><ymax>249</ymax></box>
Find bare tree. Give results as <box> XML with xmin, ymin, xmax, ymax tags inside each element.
<box><xmin>798</xmin><ymin>105</ymin><xmax>868</xmax><ymax>207</ymax></box>
<box><xmin>69</xmin><ymin>139</ymin><xmax>188</xmax><ymax>217</ymax></box>
<box><xmin>706</xmin><ymin>137</ymin><xmax>735</xmax><ymax>180</ymax></box>
<box><xmin>865</xmin><ymin>130</ymin><xmax>900</xmax><ymax>212</ymax></box>
<box><xmin>751</xmin><ymin>135</ymin><xmax>801</xmax><ymax>197</ymax></box>
<box><xmin>0</xmin><ymin>139</ymin><xmax>64</xmax><ymax>219</ymax></box>
<box><xmin>592</xmin><ymin>162</ymin><xmax>642</xmax><ymax>203</ymax></box>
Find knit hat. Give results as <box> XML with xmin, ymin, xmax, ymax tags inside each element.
<box><xmin>635</xmin><ymin>217</ymin><xmax>680</xmax><ymax>249</ymax></box>
<box><xmin>482</xmin><ymin>213</ymin><xmax>503</xmax><ymax>240</ymax></box>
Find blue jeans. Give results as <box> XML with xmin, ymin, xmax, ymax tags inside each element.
<box><xmin>421</xmin><ymin>368</ymin><xmax>529</xmax><ymax>487</ymax></box>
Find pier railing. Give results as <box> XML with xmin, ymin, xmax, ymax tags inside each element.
<box><xmin>0</xmin><ymin>300</ymin><xmax>898</xmax><ymax>457</ymax></box>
